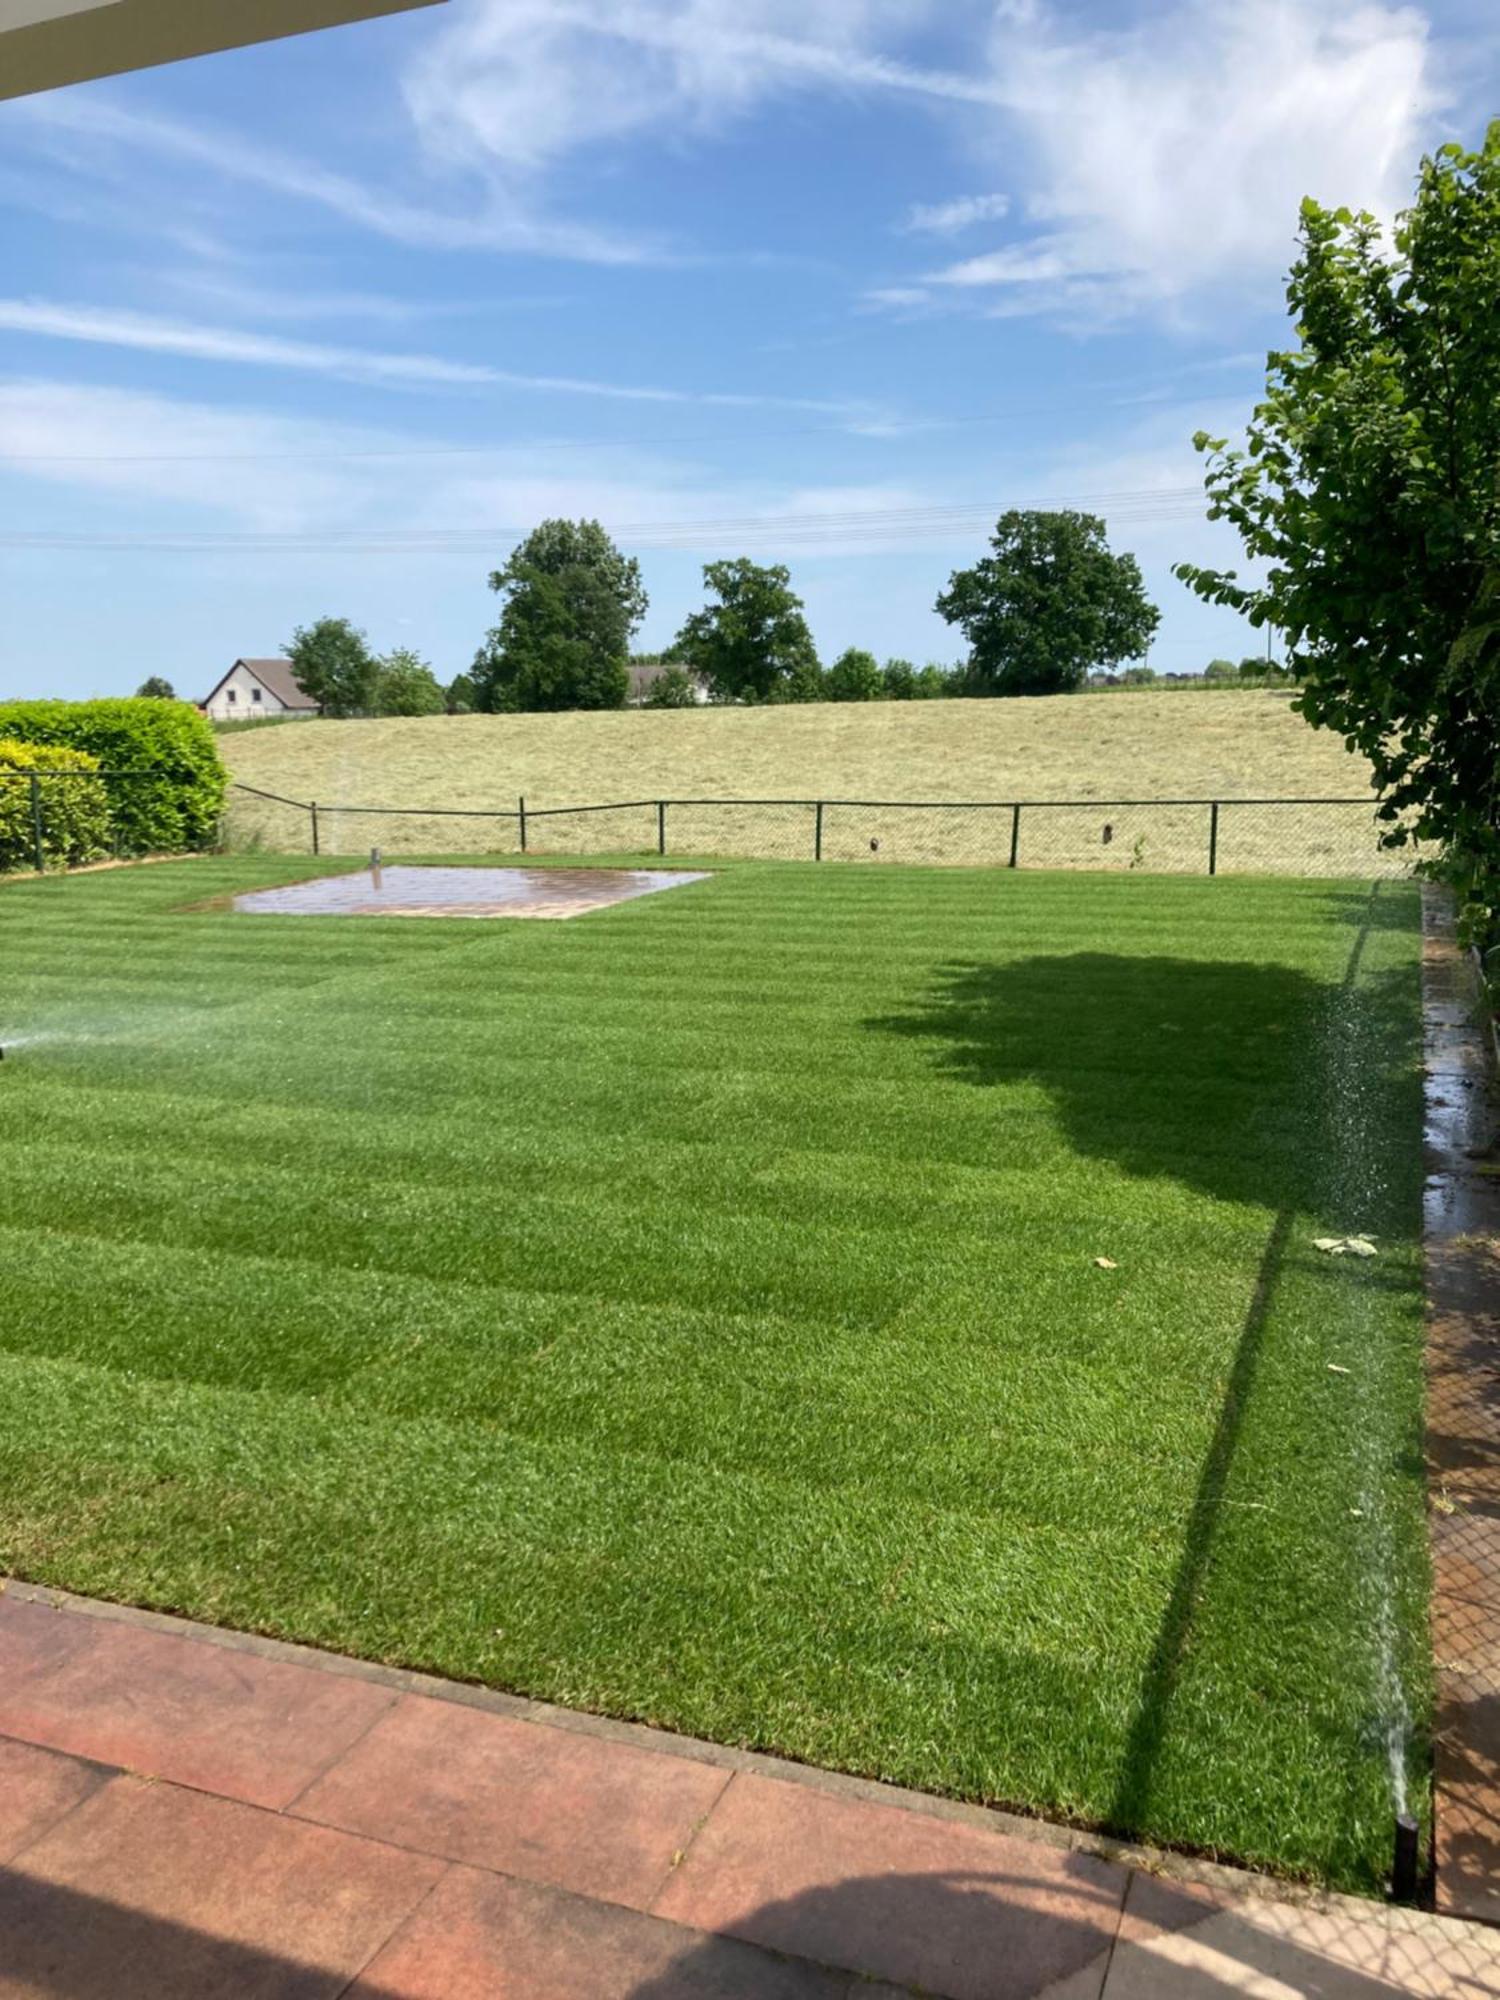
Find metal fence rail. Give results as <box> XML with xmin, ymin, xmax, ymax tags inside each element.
<box><xmin>0</xmin><ymin>766</ymin><xmax>185</xmax><ymax>872</ymax></box>
<box><xmin>219</xmin><ymin>783</ymin><xmax>1416</xmax><ymax>879</ymax></box>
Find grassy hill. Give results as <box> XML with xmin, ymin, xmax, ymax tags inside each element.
<box><xmin>221</xmin><ymin>691</ymin><xmax>1385</xmax><ymax>872</ymax></box>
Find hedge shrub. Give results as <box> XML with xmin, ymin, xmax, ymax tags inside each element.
<box><xmin>0</xmin><ymin>699</ymin><xmax>226</xmax><ymax>854</ymax></box>
<box><xmin>0</xmin><ymin>738</ymin><xmax>112</xmax><ymax>872</ymax></box>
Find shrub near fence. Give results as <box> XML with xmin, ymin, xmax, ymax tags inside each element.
<box><xmin>222</xmin><ymin>785</ymin><xmax>1416</xmax><ymax>879</ymax></box>
<box><xmin>0</xmin><ymin>699</ymin><xmax>226</xmax><ymax>853</ymax></box>
<box><xmin>0</xmin><ymin>739</ymin><xmax>111</xmax><ymax>871</ymax></box>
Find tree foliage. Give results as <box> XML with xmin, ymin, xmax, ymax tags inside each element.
<box><xmin>285</xmin><ymin>617</ymin><xmax>377</xmax><ymax>718</ymax></box>
<box><xmin>936</xmin><ymin>510</ymin><xmax>1159</xmax><ymax>696</ymax></box>
<box><xmin>135</xmin><ymin>676</ymin><xmax>175</xmax><ymax>700</ymax></box>
<box><xmin>824</xmin><ymin>647</ymin><xmax>883</xmax><ymax>701</ymax></box>
<box><xmin>373</xmin><ymin>648</ymin><xmax>445</xmax><ymax>716</ymax></box>
<box><xmin>473</xmin><ymin>519</ymin><xmax>645</xmax><ymax>713</ymax></box>
<box><xmin>0</xmin><ymin>698</ymin><xmax>225</xmax><ymax>852</ymax></box>
<box><xmin>643</xmin><ymin>665</ymin><xmax>700</xmax><ymax>708</ymax></box>
<box><xmin>444</xmin><ymin>673</ymin><xmax>476</xmax><ymax>714</ymax></box>
<box><xmin>674</xmin><ymin>559</ymin><xmax>821</xmax><ymax>703</ymax></box>
<box><xmin>1177</xmin><ymin>125</ymin><xmax>1500</xmax><ymax>946</ymax></box>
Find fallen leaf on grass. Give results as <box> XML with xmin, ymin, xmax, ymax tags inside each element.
<box><xmin>1093</xmin><ymin>1257</ymin><xmax>1118</xmax><ymax>1270</ymax></box>
<box><xmin>1327</xmin><ymin>1363</ymin><xmax>1351</xmax><ymax>1374</ymax></box>
<box><xmin>1313</xmin><ymin>1236</ymin><xmax>1378</xmax><ymax>1257</ymax></box>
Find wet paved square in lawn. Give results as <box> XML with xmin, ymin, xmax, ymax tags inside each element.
<box><xmin>232</xmin><ymin>865</ymin><xmax>712</xmax><ymax>920</ymax></box>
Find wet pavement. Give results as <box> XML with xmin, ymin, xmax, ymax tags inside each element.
<box><xmin>1422</xmin><ymin>888</ymin><xmax>1500</xmax><ymax>1925</ymax></box>
<box><xmin>232</xmin><ymin>865</ymin><xmax>712</xmax><ymax>920</ymax></box>
<box><xmin>3</xmin><ymin>1582</ymin><xmax>1499</xmax><ymax>1999</ymax></box>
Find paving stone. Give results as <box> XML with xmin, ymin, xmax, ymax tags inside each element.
<box><xmin>0</xmin><ymin>1734</ymin><xmax>105</xmax><ymax>1862</ymax></box>
<box><xmin>0</xmin><ymin>1774</ymin><xmax>445</xmax><ymax>1999</ymax></box>
<box><xmin>349</xmin><ymin>1864</ymin><xmax>857</xmax><ymax>1999</ymax></box>
<box><xmin>293</xmin><ymin>1693</ymin><xmax>730</xmax><ymax>1908</ymax></box>
<box><xmin>0</xmin><ymin>1593</ymin><xmax>396</xmax><ymax>1808</ymax></box>
<box><xmin>652</xmin><ymin>1772</ymin><xmax>1125</xmax><ymax>2000</ymax></box>
<box><xmin>1103</xmin><ymin>1869</ymin><xmax>1500</xmax><ymax>1998</ymax></box>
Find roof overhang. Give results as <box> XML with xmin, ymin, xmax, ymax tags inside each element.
<box><xmin>0</xmin><ymin>0</ymin><xmax>447</xmax><ymax>101</ymax></box>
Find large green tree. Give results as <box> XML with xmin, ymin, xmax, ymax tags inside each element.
<box><xmin>1178</xmin><ymin>125</ymin><xmax>1500</xmax><ymax>947</ymax></box>
<box><xmin>284</xmin><ymin>617</ymin><xmax>378</xmax><ymax>718</ymax></box>
<box><xmin>936</xmin><ymin>510</ymin><xmax>1159</xmax><ymax>696</ymax></box>
<box><xmin>824</xmin><ymin>647</ymin><xmax>884</xmax><ymax>701</ymax></box>
<box><xmin>135</xmin><ymin>676</ymin><xmax>175</xmax><ymax>700</ymax></box>
<box><xmin>674</xmin><ymin>559</ymin><xmax>821</xmax><ymax>703</ymax></box>
<box><xmin>473</xmin><ymin>519</ymin><xmax>645</xmax><ymax>713</ymax></box>
<box><xmin>373</xmin><ymin>648</ymin><xmax>445</xmax><ymax>716</ymax></box>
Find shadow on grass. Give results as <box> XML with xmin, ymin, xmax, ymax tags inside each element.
<box><xmin>866</xmin><ymin>884</ymin><xmax>1420</xmax><ymax>1853</ymax></box>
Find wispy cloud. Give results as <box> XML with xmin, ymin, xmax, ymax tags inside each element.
<box><xmin>14</xmin><ymin>95</ymin><xmax>671</xmax><ymax>266</ymax></box>
<box><xmin>0</xmin><ymin>298</ymin><xmax>873</xmax><ymax>417</ymax></box>
<box><xmin>900</xmin><ymin>191</ymin><xmax>1009</xmax><ymax>235</ymax></box>
<box><xmin>403</xmin><ymin>0</ymin><xmax>986</xmax><ymax>173</ymax></box>
<box><xmin>0</xmin><ymin>379</ymin><xmax>934</xmax><ymax>558</ymax></box>
<box><xmin>873</xmin><ymin>0</ymin><xmax>1441</xmax><ymax>326</ymax></box>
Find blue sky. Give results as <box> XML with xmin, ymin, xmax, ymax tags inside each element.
<box><xmin>1</xmin><ymin>0</ymin><xmax>1495</xmax><ymax>701</ymax></box>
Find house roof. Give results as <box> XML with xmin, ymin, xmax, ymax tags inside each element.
<box><xmin>202</xmin><ymin>659</ymin><xmax>319</xmax><ymax>710</ymax></box>
<box><xmin>1</xmin><ymin>1</ymin><xmax>447</xmax><ymax>104</ymax></box>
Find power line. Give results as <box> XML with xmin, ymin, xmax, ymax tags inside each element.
<box><xmin>0</xmin><ymin>489</ymin><xmax>1210</xmax><ymax>556</ymax></box>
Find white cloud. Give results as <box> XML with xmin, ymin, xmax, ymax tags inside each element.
<box><xmin>13</xmin><ymin>95</ymin><xmax>668</xmax><ymax>265</ymax></box>
<box><xmin>0</xmin><ymin>298</ymin><xmax>869</xmax><ymax>415</ymax></box>
<box><xmin>901</xmin><ymin>191</ymin><xmax>1010</xmax><ymax>234</ymax></box>
<box><xmin>0</xmin><ymin>379</ymin><xmax>934</xmax><ymax>558</ymax></box>
<box><xmin>941</xmin><ymin>0</ymin><xmax>1441</xmax><ymax>320</ymax></box>
<box><xmin>402</xmin><ymin>0</ymin><xmax>986</xmax><ymax>173</ymax></box>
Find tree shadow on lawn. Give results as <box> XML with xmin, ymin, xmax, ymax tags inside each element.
<box><xmin>866</xmin><ymin>940</ymin><xmax>1416</xmax><ymax>1227</ymax></box>
<box><xmin>865</xmin><ymin>889</ymin><xmax>1424</xmax><ymax>1856</ymax></box>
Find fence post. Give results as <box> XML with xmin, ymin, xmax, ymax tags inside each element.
<box><xmin>1009</xmin><ymin>802</ymin><xmax>1021</xmax><ymax>870</ymax></box>
<box><xmin>814</xmin><ymin>801</ymin><xmax>824</xmax><ymax>862</ymax></box>
<box><xmin>29</xmin><ymin>773</ymin><xmax>45</xmax><ymax>873</ymax></box>
<box><xmin>1208</xmin><ymin>800</ymin><xmax>1220</xmax><ymax>877</ymax></box>
<box><xmin>518</xmin><ymin>795</ymin><xmax>527</xmax><ymax>854</ymax></box>
<box><xmin>657</xmin><ymin>802</ymin><xmax>666</xmax><ymax>856</ymax></box>
<box><xmin>310</xmin><ymin>801</ymin><xmax>320</xmax><ymax>856</ymax></box>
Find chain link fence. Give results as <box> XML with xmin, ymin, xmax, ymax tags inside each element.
<box><xmin>217</xmin><ymin>784</ymin><xmax>1416</xmax><ymax>879</ymax></box>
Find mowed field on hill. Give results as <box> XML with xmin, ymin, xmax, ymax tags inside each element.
<box><xmin>222</xmin><ymin>691</ymin><xmax>1389</xmax><ymax>873</ymax></box>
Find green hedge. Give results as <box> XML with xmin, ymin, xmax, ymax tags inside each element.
<box><xmin>0</xmin><ymin>699</ymin><xmax>226</xmax><ymax>854</ymax></box>
<box><xmin>0</xmin><ymin>738</ymin><xmax>112</xmax><ymax>872</ymax></box>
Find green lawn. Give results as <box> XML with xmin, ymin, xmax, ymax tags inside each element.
<box><xmin>0</xmin><ymin>855</ymin><xmax>1429</xmax><ymax>1891</ymax></box>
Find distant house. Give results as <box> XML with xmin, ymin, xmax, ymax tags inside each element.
<box><xmin>625</xmin><ymin>661</ymin><xmax>709</xmax><ymax>706</ymax></box>
<box><xmin>201</xmin><ymin>658</ymin><xmax>320</xmax><ymax>723</ymax></box>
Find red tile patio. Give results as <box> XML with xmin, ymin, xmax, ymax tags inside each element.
<box><xmin>1</xmin><ymin>1583</ymin><xmax>1497</xmax><ymax>1998</ymax></box>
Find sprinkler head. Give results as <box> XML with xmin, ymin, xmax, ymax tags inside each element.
<box><xmin>1391</xmin><ymin>1812</ymin><xmax>1419</xmax><ymax>1903</ymax></box>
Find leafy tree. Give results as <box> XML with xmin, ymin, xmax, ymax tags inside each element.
<box><xmin>824</xmin><ymin>647</ymin><xmax>884</xmax><ymax>701</ymax></box>
<box><xmin>673</xmin><ymin>559</ymin><xmax>821</xmax><ymax>703</ymax></box>
<box><xmin>285</xmin><ymin>617</ymin><xmax>378</xmax><ymax>718</ymax></box>
<box><xmin>881</xmin><ymin>658</ymin><xmax>916</xmax><ymax>699</ymax></box>
<box><xmin>373</xmin><ymin>648</ymin><xmax>445</xmax><ymax>716</ymax></box>
<box><xmin>936</xmin><ymin>510</ymin><xmax>1159</xmax><ymax>696</ymax></box>
<box><xmin>472</xmin><ymin>519</ymin><xmax>644</xmax><ymax>713</ymax></box>
<box><xmin>1203</xmin><ymin>659</ymin><xmax>1237</xmax><ymax>682</ymax></box>
<box><xmin>135</xmin><ymin>676</ymin><xmax>175</xmax><ymax>700</ymax></box>
<box><xmin>914</xmin><ymin>662</ymin><xmax>954</xmax><ymax>698</ymax></box>
<box><xmin>643</xmin><ymin>665</ymin><xmax>700</xmax><ymax>708</ymax></box>
<box><xmin>1122</xmin><ymin>664</ymin><xmax>1157</xmax><ymax>685</ymax></box>
<box><xmin>445</xmin><ymin>672</ymin><xmax>476</xmax><ymax>714</ymax></box>
<box><xmin>1178</xmin><ymin>125</ymin><xmax>1500</xmax><ymax>947</ymax></box>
